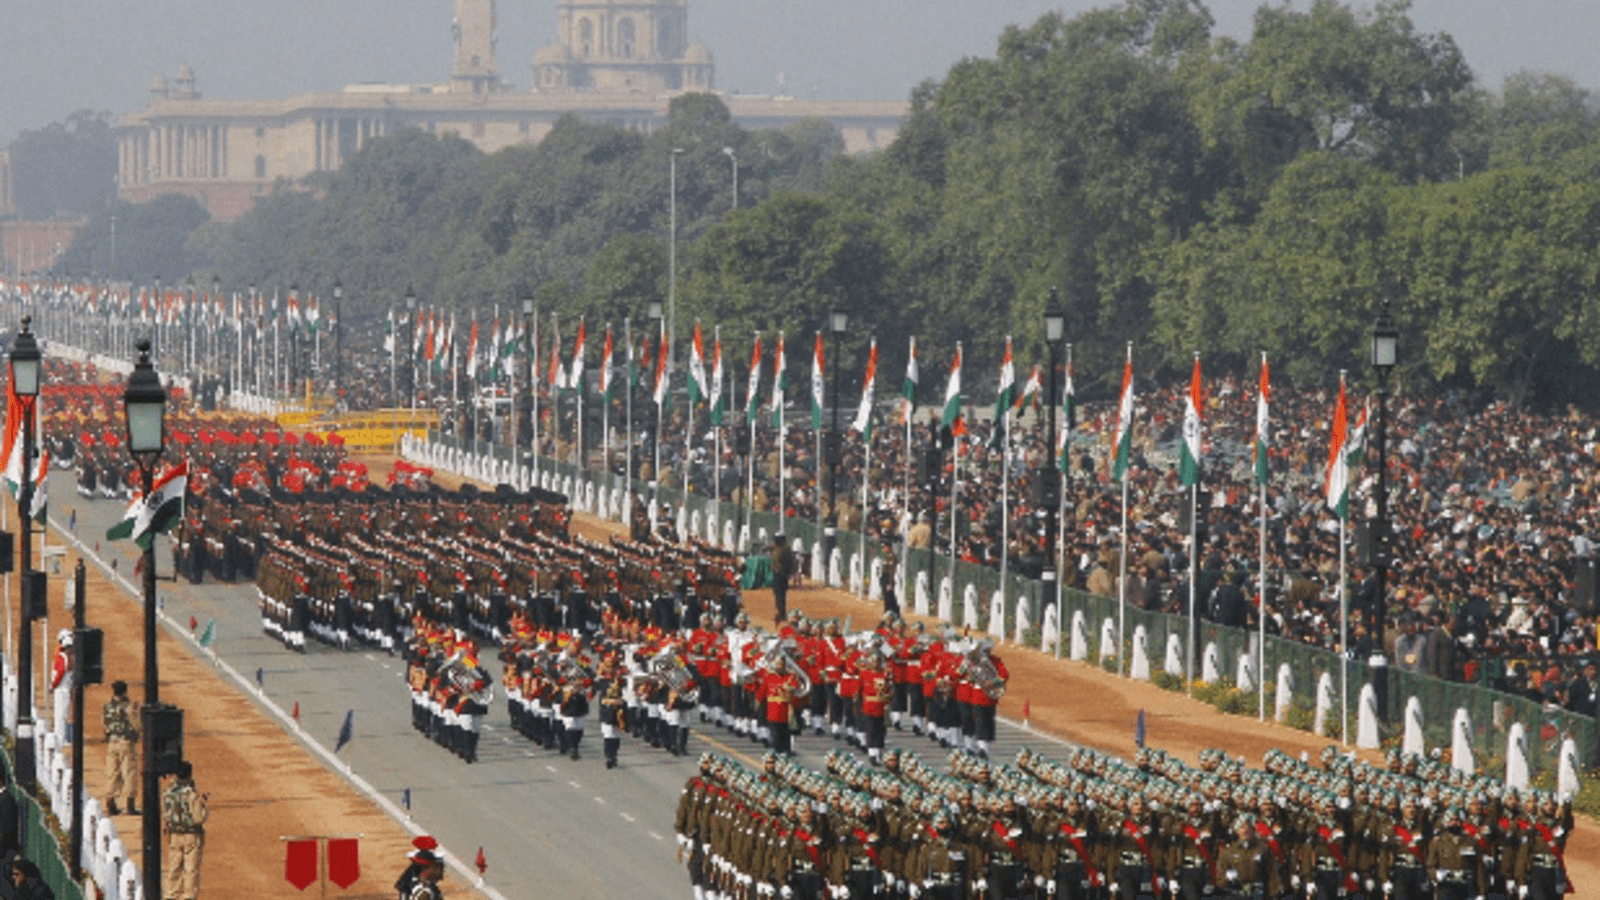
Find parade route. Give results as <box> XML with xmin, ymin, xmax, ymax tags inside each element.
<box><xmin>38</xmin><ymin>463</ymin><xmax>1598</xmax><ymax>899</ymax></box>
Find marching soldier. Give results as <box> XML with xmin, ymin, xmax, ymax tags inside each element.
<box><xmin>1426</xmin><ymin>806</ymin><xmax>1485</xmax><ymax>900</ymax></box>
<box><xmin>599</xmin><ymin>681</ymin><xmax>626</xmax><ymax>769</ymax></box>
<box><xmin>1168</xmin><ymin>791</ymin><xmax>1218</xmax><ymax>900</ymax></box>
<box><xmin>1215</xmin><ymin>815</ymin><xmax>1271</xmax><ymax>900</ymax></box>
<box><xmin>102</xmin><ymin>680</ymin><xmax>139</xmax><ymax>816</ymax></box>
<box><xmin>1378</xmin><ymin>794</ymin><xmax>1430</xmax><ymax>900</ymax></box>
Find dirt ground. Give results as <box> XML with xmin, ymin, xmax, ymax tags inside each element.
<box><xmin>31</xmin><ymin>531</ymin><xmax>473</xmax><ymax>899</ymax></box>
<box><xmin>25</xmin><ymin>453</ymin><xmax>1593</xmax><ymax>898</ymax></box>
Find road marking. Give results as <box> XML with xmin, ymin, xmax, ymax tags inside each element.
<box><xmin>648</xmin><ymin>831</ymin><xmax>664</xmax><ymax>842</ymax></box>
<box><xmin>594</xmin><ymin>796</ymin><xmax>606</xmax><ymax>804</ymax></box>
<box><xmin>546</xmin><ymin>765</ymin><xmax>558</xmax><ymax>773</ymax></box>
<box><xmin>620</xmin><ymin>813</ymin><xmax>636</xmax><ymax>823</ymax></box>
<box><xmin>569</xmin><ymin>780</ymin><xmax>582</xmax><ymax>789</ymax></box>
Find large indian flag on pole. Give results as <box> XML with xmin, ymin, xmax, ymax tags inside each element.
<box><xmin>851</xmin><ymin>337</ymin><xmax>878</xmax><ymax>442</ymax></box>
<box><xmin>941</xmin><ymin>343</ymin><xmax>962</xmax><ymax>430</ymax></box>
<box><xmin>1110</xmin><ymin>344</ymin><xmax>1135</xmax><ymax>482</ymax></box>
<box><xmin>1326</xmin><ymin>375</ymin><xmax>1351</xmax><ymax>520</ymax></box>
<box><xmin>652</xmin><ymin>322</ymin><xmax>669</xmax><ymax>408</ymax></box>
<box><xmin>770</xmin><ymin>332</ymin><xmax>786</xmax><ymax>427</ymax></box>
<box><xmin>745</xmin><ymin>334</ymin><xmax>763</xmax><ymax>420</ymax></box>
<box><xmin>688</xmin><ymin>322</ymin><xmax>708</xmax><ymax>406</ymax></box>
<box><xmin>1178</xmin><ymin>353</ymin><xmax>1203</xmax><ymax>487</ymax></box>
<box><xmin>709</xmin><ymin>331</ymin><xmax>726</xmax><ymax>426</ymax></box>
<box><xmin>1254</xmin><ymin>352</ymin><xmax>1270</xmax><ymax>485</ymax></box>
<box><xmin>901</xmin><ymin>336</ymin><xmax>918</xmax><ymax>420</ymax></box>
<box><xmin>809</xmin><ymin>331</ymin><xmax>826</xmax><ymax>429</ymax></box>
<box><xmin>1058</xmin><ymin>348</ymin><xmax>1075</xmax><ymax>474</ymax></box>
<box><xmin>989</xmin><ymin>336</ymin><xmax>1015</xmax><ymax>449</ymax></box>
<box><xmin>107</xmin><ymin>461</ymin><xmax>189</xmax><ymax>550</ymax></box>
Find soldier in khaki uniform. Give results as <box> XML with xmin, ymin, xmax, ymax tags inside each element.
<box><xmin>1215</xmin><ymin>815</ymin><xmax>1270</xmax><ymax>900</ymax></box>
<box><xmin>163</xmin><ymin>760</ymin><xmax>209</xmax><ymax>900</ymax></box>
<box><xmin>1425</xmin><ymin>806</ymin><xmax>1484</xmax><ymax>900</ymax></box>
<box><xmin>102</xmin><ymin>679</ymin><xmax>139</xmax><ymax>815</ymax></box>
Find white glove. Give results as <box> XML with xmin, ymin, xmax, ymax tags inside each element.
<box><xmin>1225</xmin><ymin>869</ymin><xmax>1238</xmax><ymax>883</ymax></box>
<box><xmin>1383</xmin><ymin>882</ymin><xmax>1393</xmax><ymax>894</ymax></box>
<box><xmin>1108</xmin><ymin>882</ymin><xmax>1120</xmax><ymax>894</ymax></box>
<box><xmin>975</xmin><ymin>879</ymin><xmax>987</xmax><ymax>893</ymax></box>
<box><xmin>1008</xmin><ymin>828</ymin><xmax>1022</xmax><ymax>839</ymax></box>
<box><xmin>1292</xmin><ymin>875</ymin><xmax>1301</xmax><ymax>889</ymax></box>
<box><xmin>1506</xmin><ymin>881</ymin><xmax>1516</xmax><ymax>894</ymax></box>
<box><xmin>1436</xmin><ymin>870</ymin><xmax>1447</xmax><ymax>883</ymax></box>
<box><xmin>1169</xmin><ymin>878</ymin><xmax>1179</xmax><ymax>894</ymax></box>
<box><xmin>1035</xmin><ymin>876</ymin><xmax>1047</xmax><ymax>888</ymax></box>
<box><xmin>884</xmin><ymin>875</ymin><xmax>896</xmax><ymax>889</ymax></box>
<box><xmin>1046</xmin><ymin>879</ymin><xmax>1057</xmax><ymax>894</ymax></box>
<box><xmin>908</xmin><ymin>886</ymin><xmax>921</xmax><ymax>899</ymax></box>
<box><xmin>1364</xmin><ymin>879</ymin><xmax>1375</xmax><ymax>893</ymax></box>
<box><xmin>780</xmin><ymin>887</ymin><xmax>794</xmax><ymax>899</ymax></box>
<box><xmin>1520</xmin><ymin>886</ymin><xmax>1529</xmax><ymax>899</ymax></box>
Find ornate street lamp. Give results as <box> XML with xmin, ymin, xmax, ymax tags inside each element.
<box><xmin>10</xmin><ymin>316</ymin><xmax>40</xmax><ymax>791</ymax></box>
<box><xmin>1369</xmin><ymin>299</ymin><xmax>1398</xmax><ymax>724</ymax></box>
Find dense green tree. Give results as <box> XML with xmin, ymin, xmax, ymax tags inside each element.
<box><xmin>56</xmin><ymin>195</ymin><xmax>211</xmax><ymax>285</ymax></box>
<box><xmin>10</xmin><ymin>111</ymin><xmax>117</xmax><ymax>219</ymax></box>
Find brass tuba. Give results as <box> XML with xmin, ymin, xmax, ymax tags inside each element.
<box><xmin>762</xmin><ymin>637</ymin><xmax>812</xmax><ymax>696</ymax></box>
<box><xmin>651</xmin><ymin>645</ymin><xmax>699</xmax><ymax>705</ymax></box>
<box><xmin>962</xmin><ymin>642</ymin><xmax>1006</xmax><ymax>700</ymax></box>
<box><xmin>443</xmin><ymin>654</ymin><xmax>496</xmax><ymax>705</ymax></box>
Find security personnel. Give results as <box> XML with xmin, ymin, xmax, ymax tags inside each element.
<box><xmin>102</xmin><ymin>680</ymin><xmax>140</xmax><ymax>815</ymax></box>
<box><xmin>1379</xmin><ymin>794</ymin><xmax>1430</xmax><ymax>900</ymax></box>
<box><xmin>162</xmin><ymin>760</ymin><xmax>209</xmax><ymax>900</ymax></box>
<box><xmin>1168</xmin><ymin>791</ymin><xmax>1217</xmax><ymax>900</ymax></box>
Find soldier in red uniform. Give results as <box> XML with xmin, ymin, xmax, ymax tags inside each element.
<box><xmin>965</xmin><ymin>638</ymin><xmax>1008</xmax><ymax>760</ymax></box>
<box><xmin>858</xmin><ymin>648</ymin><xmax>893</xmax><ymax>764</ymax></box>
<box><xmin>837</xmin><ymin>642</ymin><xmax>864</xmax><ymax>748</ymax></box>
<box><xmin>760</xmin><ymin>657</ymin><xmax>805</xmax><ymax>757</ymax></box>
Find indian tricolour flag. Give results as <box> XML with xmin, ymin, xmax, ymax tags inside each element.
<box><xmin>810</xmin><ymin>332</ymin><xmax>826</xmax><ymax>429</ymax></box>
<box><xmin>770</xmin><ymin>332</ymin><xmax>786</xmax><ymax>428</ymax></box>
<box><xmin>745</xmin><ymin>334</ymin><xmax>763</xmax><ymax>421</ymax></box>
<box><xmin>1058</xmin><ymin>348</ymin><xmax>1075</xmax><ymax>474</ymax></box>
<box><xmin>652</xmin><ymin>322</ymin><xmax>669</xmax><ymax>408</ymax></box>
<box><xmin>107</xmin><ymin>461</ymin><xmax>189</xmax><ymax>550</ymax></box>
<box><xmin>709</xmin><ymin>331</ymin><xmax>726</xmax><ymax>426</ymax></box>
<box><xmin>851</xmin><ymin>337</ymin><xmax>878</xmax><ymax>442</ymax></box>
<box><xmin>901</xmin><ymin>336</ymin><xmax>918</xmax><ymax>421</ymax></box>
<box><xmin>1345</xmin><ymin>398</ymin><xmax>1369</xmax><ymax>471</ymax></box>
<box><xmin>1325</xmin><ymin>375</ymin><xmax>1350</xmax><ymax>520</ymax></box>
<box><xmin>941</xmin><ymin>343</ymin><xmax>963</xmax><ymax>431</ymax></box>
<box><xmin>990</xmin><ymin>336</ymin><xmax>1015</xmax><ymax>449</ymax></box>
<box><xmin>1110</xmin><ymin>344</ymin><xmax>1135</xmax><ymax>482</ymax></box>
<box><xmin>1253</xmin><ymin>352</ymin><xmax>1270</xmax><ymax>485</ymax></box>
<box><xmin>688</xmin><ymin>323</ymin><xmax>708</xmax><ymax>406</ymax></box>
<box><xmin>569</xmin><ymin>318</ymin><xmax>587</xmax><ymax>391</ymax></box>
<box><xmin>1178</xmin><ymin>353</ymin><xmax>1203</xmax><ymax>487</ymax></box>
<box><xmin>600</xmin><ymin>325</ymin><xmax>615</xmax><ymax>402</ymax></box>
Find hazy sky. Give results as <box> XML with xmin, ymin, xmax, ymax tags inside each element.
<box><xmin>2</xmin><ymin>0</ymin><xmax>1596</xmax><ymax>143</ymax></box>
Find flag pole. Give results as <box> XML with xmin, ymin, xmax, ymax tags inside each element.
<box><xmin>1118</xmin><ymin>470</ymin><xmax>1128</xmax><ymax>677</ymax></box>
<box><xmin>713</xmin><ymin>326</ymin><xmax>722</xmax><ymax>545</ymax></box>
<box><xmin>1259</xmin><ymin>475</ymin><xmax>1268</xmax><ymax>721</ymax></box>
<box><xmin>999</xmin><ymin>397</ymin><xmax>1009</xmax><ymax>634</ymax></box>
<box><xmin>1340</xmin><ymin>514</ymin><xmax>1349</xmax><ymax>745</ymax></box>
<box><xmin>624</xmin><ymin>318</ymin><xmax>633</xmax><ymax>518</ymax></box>
<box><xmin>1188</xmin><ymin>481</ymin><xmax>1197</xmax><ymax>696</ymax></box>
<box><xmin>576</xmin><ymin>321</ymin><xmax>586</xmax><ymax>473</ymax></box>
<box><xmin>948</xmin><ymin>342</ymin><xmax>963</xmax><ymax>600</ymax></box>
<box><xmin>603</xmin><ymin>323</ymin><xmax>612</xmax><ymax>516</ymax></box>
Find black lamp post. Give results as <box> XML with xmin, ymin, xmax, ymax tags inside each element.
<box><xmin>648</xmin><ymin>300</ymin><xmax>664</xmax><ymax>524</ymax></box>
<box><xmin>248</xmin><ymin>282</ymin><xmax>258</xmax><ymax>395</ymax></box>
<box><xmin>124</xmin><ymin>338</ymin><xmax>167</xmax><ymax>900</ymax></box>
<box><xmin>10</xmin><ymin>316</ymin><xmax>40</xmax><ymax>792</ymax></box>
<box><xmin>332</xmin><ymin>278</ymin><xmax>343</xmax><ymax>402</ymax></box>
<box><xmin>1369</xmin><ymin>299</ymin><xmax>1398</xmax><ymax>724</ymax></box>
<box><xmin>211</xmin><ymin>274</ymin><xmax>221</xmax><ymax>379</ymax></box>
<box><xmin>1043</xmin><ymin>300</ymin><xmax>1065</xmax><ymax>636</ymax></box>
<box><xmin>824</xmin><ymin>309</ymin><xmax>849</xmax><ymax>568</ymax></box>
<box><xmin>521</xmin><ymin>297</ymin><xmax>533</xmax><ymax>478</ymax></box>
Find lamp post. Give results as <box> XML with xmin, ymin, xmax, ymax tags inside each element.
<box><xmin>1043</xmin><ymin>301</ymin><xmax>1065</xmax><ymax>654</ymax></box>
<box><xmin>649</xmin><ymin>300</ymin><xmax>664</xmax><ymax>534</ymax></box>
<box><xmin>332</xmin><ymin>278</ymin><xmax>343</xmax><ymax>404</ymax></box>
<box><xmin>824</xmin><ymin>308</ymin><xmax>849</xmax><ymax>567</ymax></box>
<box><xmin>10</xmin><ymin>316</ymin><xmax>40</xmax><ymax>792</ymax></box>
<box><xmin>249</xmin><ymin>282</ymin><xmax>259</xmax><ymax>397</ymax></box>
<box><xmin>722</xmin><ymin>146</ymin><xmax>739</xmax><ymax>210</ymax></box>
<box><xmin>1369</xmin><ymin>300</ymin><xmax>1398</xmax><ymax>724</ymax></box>
<box><xmin>211</xmin><ymin>274</ymin><xmax>221</xmax><ymax>380</ymax></box>
<box><xmin>668</xmin><ymin>148</ymin><xmax>683</xmax><ymax>375</ymax></box>
<box><xmin>522</xmin><ymin>297</ymin><xmax>534</xmax><ymax>487</ymax></box>
<box><xmin>124</xmin><ymin>338</ymin><xmax>168</xmax><ymax>900</ymax></box>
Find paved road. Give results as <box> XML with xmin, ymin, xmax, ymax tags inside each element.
<box><xmin>52</xmin><ymin>468</ymin><xmax>1073</xmax><ymax>900</ymax></box>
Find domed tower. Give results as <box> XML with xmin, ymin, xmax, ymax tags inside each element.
<box><xmin>532</xmin><ymin>0</ymin><xmax>713</xmax><ymax>94</ymax></box>
<box><xmin>451</xmin><ymin>0</ymin><xmax>501</xmax><ymax>94</ymax></box>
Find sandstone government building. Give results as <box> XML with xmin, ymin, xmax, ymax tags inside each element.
<box><xmin>111</xmin><ymin>0</ymin><xmax>908</xmax><ymax>222</ymax></box>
